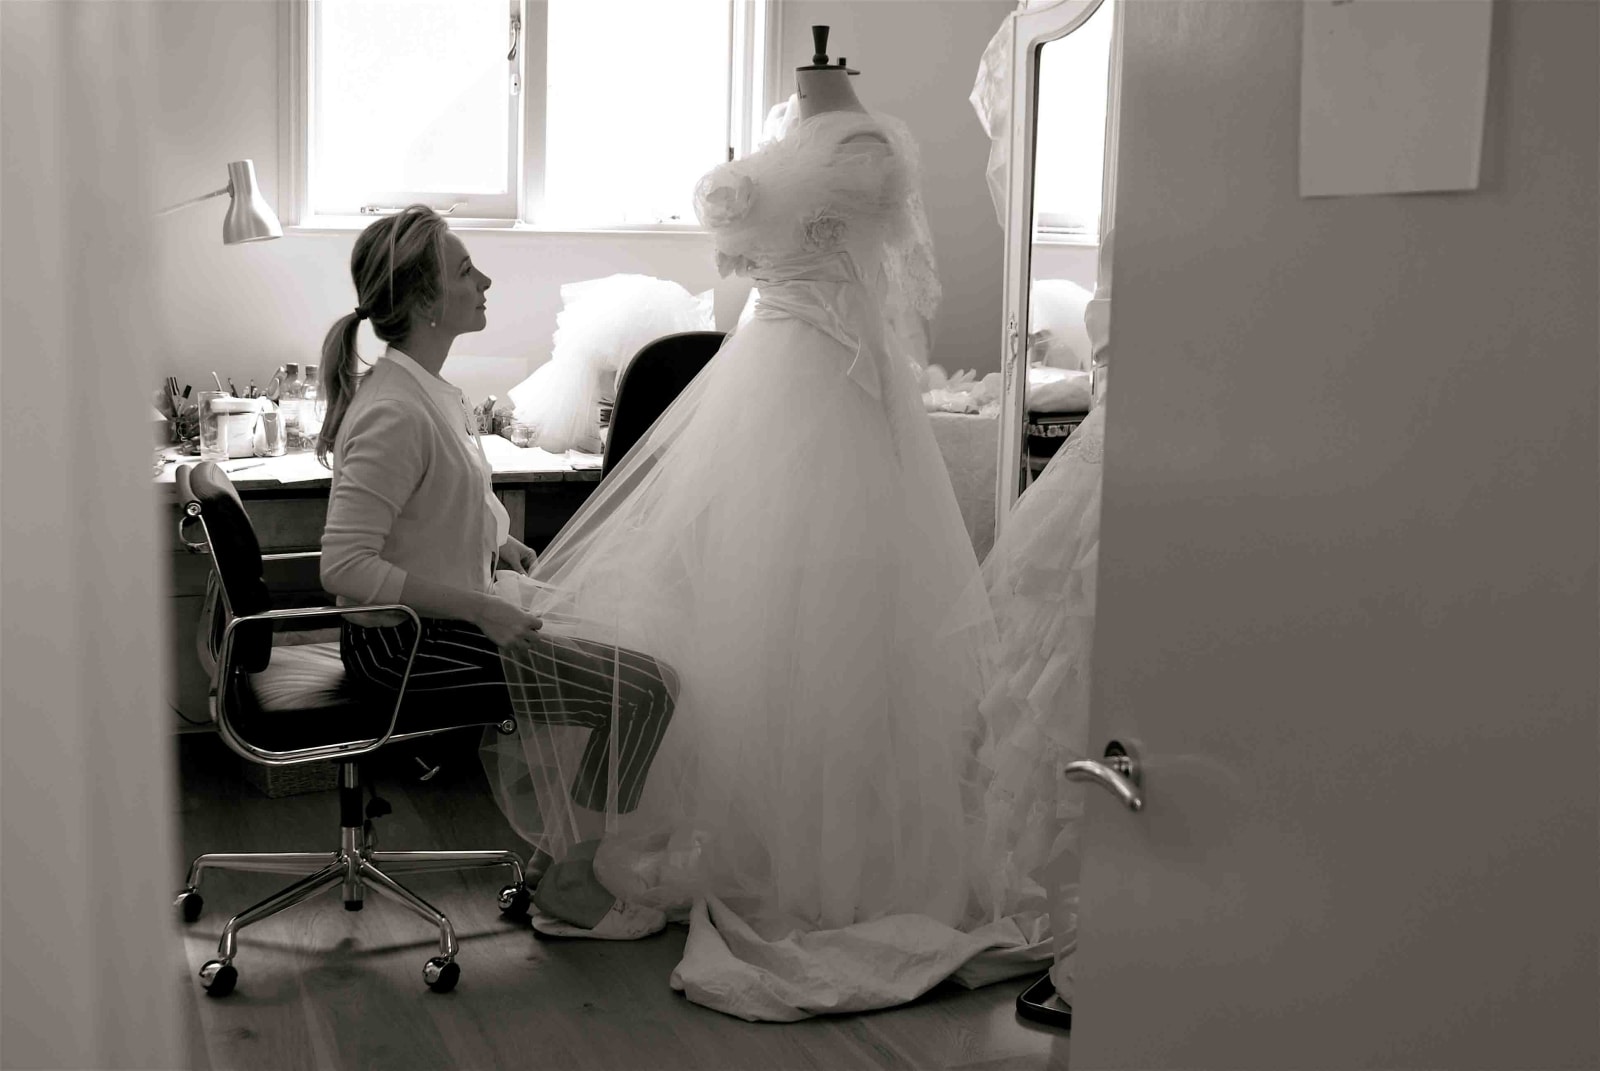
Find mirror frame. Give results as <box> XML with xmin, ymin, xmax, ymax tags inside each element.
<box><xmin>993</xmin><ymin>0</ymin><xmax>1124</xmax><ymax>541</ymax></box>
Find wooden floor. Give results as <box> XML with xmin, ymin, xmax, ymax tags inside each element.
<box><xmin>174</xmin><ymin>732</ymin><xmax>1071</xmax><ymax>1071</ymax></box>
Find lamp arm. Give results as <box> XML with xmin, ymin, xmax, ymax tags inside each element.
<box><xmin>157</xmin><ymin>184</ymin><xmax>232</xmax><ymax>217</ymax></box>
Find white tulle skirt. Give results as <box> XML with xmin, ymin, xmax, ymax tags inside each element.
<box><xmin>975</xmin><ymin>403</ymin><xmax>1103</xmax><ymax>1000</ymax></box>
<box><xmin>486</xmin><ymin>305</ymin><xmax>1006</xmax><ymax>949</ymax></box>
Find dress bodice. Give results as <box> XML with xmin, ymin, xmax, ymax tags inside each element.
<box><xmin>693</xmin><ymin>105</ymin><xmax>942</xmax><ymax>396</ymax></box>
<box><xmin>696</xmin><ymin>110</ymin><xmax>902</xmax><ymax>278</ymax></box>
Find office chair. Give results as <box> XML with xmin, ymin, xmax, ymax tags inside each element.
<box><xmin>602</xmin><ymin>330</ymin><xmax>725</xmax><ymax>477</ymax></box>
<box><xmin>172</xmin><ymin>462</ymin><xmax>531</xmax><ymax>997</ymax></box>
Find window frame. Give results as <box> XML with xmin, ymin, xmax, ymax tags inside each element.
<box><xmin>1034</xmin><ymin>213</ymin><xmax>1101</xmax><ymax>246</ymax></box>
<box><xmin>278</xmin><ymin>0</ymin><xmax>781</xmax><ymax>234</ymax></box>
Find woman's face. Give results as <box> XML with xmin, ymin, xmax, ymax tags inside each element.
<box><xmin>436</xmin><ymin>231</ymin><xmax>491</xmax><ymax>335</ymax></box>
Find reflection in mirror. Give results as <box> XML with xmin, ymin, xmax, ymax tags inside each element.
<box><xmin>1021</xmin><ymin>0</ymin><xmax>1113</xmax><ymax>495</ymax></box>
<box><xmin>974</xmin><ymin>0</ymin><xmax>1121</xmax><ymax>1023</ymax></box>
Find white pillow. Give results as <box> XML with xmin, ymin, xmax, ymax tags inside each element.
<box><xmin>1029</xmin><ymin>278</ymin><xmax>1093</xmax><ymax>371</ymax></box>
<box><xmin>507</xmin><ymin>274</ymin><xmax>714</xmax><ymax>453</ymax></box>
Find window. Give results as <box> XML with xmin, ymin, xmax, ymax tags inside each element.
<box><xmin>1033</xmin><ymin>0</ymin><xmax>1114</xmax><ymax>243</ymax></box>
<box><xmin>288</xmin><ymin>0</ymin><xmax>776</xmax><ymax>229</ymax></box>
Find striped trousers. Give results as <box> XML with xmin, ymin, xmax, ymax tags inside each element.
<box><xmin>341</xmin><ymin>618</ymin><xmax>677</xmax><ymax>813</ymax></box>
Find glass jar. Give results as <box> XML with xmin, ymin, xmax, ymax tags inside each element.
<box><xmin>199</xmin><ymin>393</ymin><xmax>259</xmax><ymax>461</ymax></box>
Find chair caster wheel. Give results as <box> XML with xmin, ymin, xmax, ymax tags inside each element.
<box><xmin>175</xmin><ymin>888</ymin><xmax>204</xmax><ymax>923</ymax></box>
<box><xmin>199</xmin><ymin>959</ymin><xmax>237</xmax><ymax>997</ymax></box>
<box><xmin>497</xmin><ymin>883</ymin><xmax>531</xmax><ymax>919</ymax></box>
<box><xmin>423</xmin><ymin>956</ymin><xmax>459</xmax><ymax>993</ymax></box>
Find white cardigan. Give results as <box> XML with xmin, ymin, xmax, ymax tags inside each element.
<box><xmin>320</xmin><ymin>353</ymin><xmax>506</xmax><ymax>609</ymax></box>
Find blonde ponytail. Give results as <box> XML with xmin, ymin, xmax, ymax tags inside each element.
<box><xmin>315</xmin><ymin>311</ymin><xmax>365</xmax><ymax>467</ymax></box>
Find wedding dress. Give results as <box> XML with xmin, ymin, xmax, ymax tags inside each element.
<box><xmin>975</xmin><ymin>402</ymin><xmax>1103</xmax><ymax>1002</ymax></box>
<box><xmin>483</xmin><ymin>103</ymin><xmax>1053</xmax><ymax>1020</ymax></box>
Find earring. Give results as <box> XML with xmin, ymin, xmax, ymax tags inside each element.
<box><xmin>429</xmin><ymin>319</ymin><xmax>437</xmax><ymax>328</ymax></box>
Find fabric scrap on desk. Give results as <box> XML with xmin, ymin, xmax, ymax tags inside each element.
<box><xmin>477</xmin><ymin>434</ymin><xmax>573</xmax><ymax>474</ymax></box>
<box><xmin>270</xmin><ymin>452</ymin><xmax>336</xmax><ymax>483</ymax></box>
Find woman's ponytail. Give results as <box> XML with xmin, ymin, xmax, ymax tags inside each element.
<box><xmin>315</xmin><ymin>311</ymin><xmax>364</xmax><ymax>467</ymax></box>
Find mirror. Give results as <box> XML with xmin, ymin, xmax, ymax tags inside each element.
<box><xmin>992</xmin><ymin>0</ymin><xmax>1121</xmax><ymax>538</ymax></box>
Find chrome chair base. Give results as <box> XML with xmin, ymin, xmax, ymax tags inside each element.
<box><xmin>179</xmin><ymin>787</ymin><xmax>528</xmax><ymax>997</ymax></box>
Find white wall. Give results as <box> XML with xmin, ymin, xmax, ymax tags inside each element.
<box><xmin>1032</xmin><ymin>240</ymin><xmax>1098</xmax><ymax>290</ymax></box>
<box><xmin>150</xmin><ymin>0</ymin><xmax>1017</xmax><ymax>400</ymax></box>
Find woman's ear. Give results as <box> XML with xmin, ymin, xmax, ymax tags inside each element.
<box><xmin>404</xmin><ymin>302</ymin><xmax>439</xmax><ymax>333</ymax></box>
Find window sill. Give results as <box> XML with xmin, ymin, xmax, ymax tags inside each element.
<box><xmin>286</xmin><ymin>216</ymin><xmax>712</xmax><ymax>239</ymax></box>
<box><xmin>1033</xmin><ymin>231</ymin><xmax>1101</xmax><ymax>248</ymax></box>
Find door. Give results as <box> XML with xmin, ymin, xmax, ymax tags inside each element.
<box><xmin>1070</xmin><ymin>3</ymin><xmax>1598</xmax><ymax>1068</ymax></box>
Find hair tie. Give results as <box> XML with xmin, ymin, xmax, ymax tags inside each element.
<box><xmin>354</xmin><ymin>306</ymin><xmax>369</xmax><ymax>321</ymax></box>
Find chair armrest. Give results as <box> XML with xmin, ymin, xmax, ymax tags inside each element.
<box><xmin>196</xmin><ymin>571</ymin><xmax>224</xmax><ymax>678</ymax></box>
<box><xmin>214</xmin><ymin>603</ymin><xmax>423</xmax><ymax>766</ymax></box>
<box><xmin>261</xmin><ymin>550</ymin><xmax>322</xmax><ymax>562</ymax></box>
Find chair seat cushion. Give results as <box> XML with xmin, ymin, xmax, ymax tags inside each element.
<box><xmin>225</xmin><ymin>641</ymin><xmax>499</xmax><ymax>752</ymax></box>
<box><xmin>251</xmin><ymin>641</ymin><xmax>353</xmax><ymax>711</ymax></box>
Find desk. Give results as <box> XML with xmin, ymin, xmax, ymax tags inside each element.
<box><xmin>928</xmin><ymin>409</ymin><xmax>999</xmax><ymax>561</ymax></box>
<box><xmin>160</xmin><ymin>438</ymin><xmax>603</xmax><ymax>728</ymax></box>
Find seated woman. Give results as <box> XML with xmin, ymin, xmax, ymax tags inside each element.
<box><xmin>316</xmin><ymin>205</ymin><xmax>674</xmax><ymax>938</ymax></box>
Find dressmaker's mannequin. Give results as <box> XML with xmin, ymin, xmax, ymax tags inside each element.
<box><xmin>797</xmin><ymin>26</ymin><xmax>888</xmax><ymax>143</ymax></box>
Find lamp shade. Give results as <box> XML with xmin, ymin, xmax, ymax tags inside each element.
<box><xmin>222</xmin><ymin>160</ymin><xmax>282</xmax><ymax>244</ymax></box>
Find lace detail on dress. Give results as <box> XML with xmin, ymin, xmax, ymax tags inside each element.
<box><xmin>1058</xmin><ymin>406</ymin><xmax>1105</xmax><ymax>465</ymax></box>
<box><xmin>882</xmin><ymin>147</ymin><xmax>941</xmax><ymax>323</ymax></box>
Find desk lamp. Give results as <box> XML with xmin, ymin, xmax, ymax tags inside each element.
<box><xmin>158</xmin><ymin>160</ymin><xmax>282</xmax><ymax>244</ymax></box>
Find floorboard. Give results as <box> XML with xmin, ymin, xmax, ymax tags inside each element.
<box><xmin>174</xmin><ymin>732</ymin><xmax>1071</xmax><ymax>1071</ymax></box>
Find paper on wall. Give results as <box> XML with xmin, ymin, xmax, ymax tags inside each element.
<box><xmin>1300</xmin><ymin>0</ymin><xmax>1493</xmax><ymax>198</ymax></box>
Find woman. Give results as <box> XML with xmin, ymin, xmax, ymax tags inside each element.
<box><xmin>317</xmin><ymin>205</ymin><xmax>674</xmax><ymax>937</ymax></box>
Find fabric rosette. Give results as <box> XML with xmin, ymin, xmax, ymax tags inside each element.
<box><xmin>802</xmin><ymin>208</ymin><xmax>847</xmax><ymax>251</ymax></box>
<box><xmin>695</xmin><ymin>167</ymin><xmax>756</xmax><ymax>229</ymax></box>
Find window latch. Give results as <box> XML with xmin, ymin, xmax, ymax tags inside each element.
<box><xmin>508</xmin><ymin>12</ymin><xmax>522</xmax><ymax>96</ymax></box>
<box><xmin>360</xmin><ymin>202</ymin><xmax>464</xmax><ymax>217</ymax></box>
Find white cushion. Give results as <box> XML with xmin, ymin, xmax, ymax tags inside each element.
<box><xmin>1030</xmin><ymin>279</ymin><xmax>1094</xmax><ymax>371</ymax></box>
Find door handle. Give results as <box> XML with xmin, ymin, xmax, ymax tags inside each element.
<box><xmin>1064</xmin><ymin>740</ymin><xmax>1143</xmax><ymax>812</ymax></box>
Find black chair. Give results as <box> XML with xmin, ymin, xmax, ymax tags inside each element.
<box><xmin>172</xmin><ymin>462</ymin><xmax>530</xmax><ymax>997</ymax></box>
<box><xmin>602</xmin><ymin>330</ymin><xmax>725</xmax><ymax>477</ymax></box>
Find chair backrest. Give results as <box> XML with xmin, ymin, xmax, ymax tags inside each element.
<box><xmin>176</xmin><ymin>462</ymin><xmax>273</xmax><ymax>672</ymax></box>
<box><xmin>603</xmin><ymin>330</ymin><xmax>725</xmax><ymax>477</ymax></box>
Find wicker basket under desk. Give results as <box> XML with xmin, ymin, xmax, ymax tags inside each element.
<box><xmin>241</xmin><ymin>758</ymin><xmax>340</xmax><ymax>798</ymax></box>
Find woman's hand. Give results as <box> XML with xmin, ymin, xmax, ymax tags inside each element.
<box><xmin>475</xmin><ymin>596</ymin><xmax>543</xmax><ymax>653</ymax></box>
<box><xmin>497</xmin><ymin>537</ymin><xmax>538</xmax><ymax>575</ymax></box>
